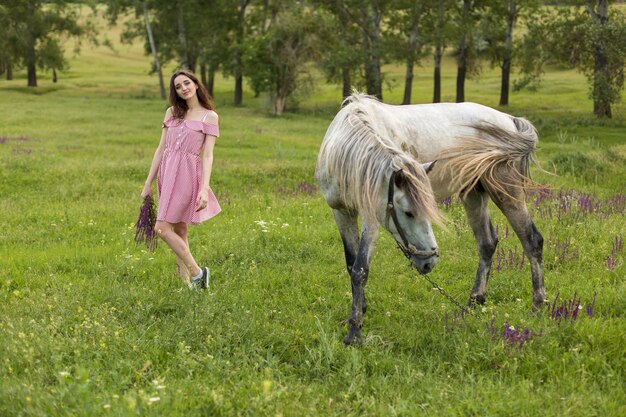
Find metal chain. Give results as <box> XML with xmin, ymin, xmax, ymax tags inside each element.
<box><xmin>397</xmin><ymin>242</ymin><xmax>481</xmax><ymax>319</ymax></box>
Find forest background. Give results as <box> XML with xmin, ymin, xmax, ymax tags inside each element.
<box><xmin>0</xmin><ymin>1</ymin><xmax>625</xmax><ymax>416</ymax></box>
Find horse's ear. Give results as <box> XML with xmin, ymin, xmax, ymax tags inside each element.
<box><xmin>422</xmin><ymin>160</ymin><xmax>436</xmax><ymax>175</ymax></box>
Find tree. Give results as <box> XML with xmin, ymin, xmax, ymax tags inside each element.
<box><xmin>387</xmin><ymin>0</ymin><xmax>430</xmax><ymax>104</ymax></box>
<box><xmin>482</xmin><ymin>0</ymin><xmax>540</xmax><ymax>106</ymax></box>
<box><xmin>519</xmin><ymin>1</ymin><xmax>625</xmax><ymax>118</ymax></box>
<box><xmin>1</xmin><ymin>0</ymin><xmax>89</xmax><ymax>87</ymax></box>
<box><xmin>451</xmin><ymin>0</ymin><xmax>484</xmax><ymax>103</ymax></box>
<box><xmin>358</xmin><ymin>0</ymin><xmax>388</xmax><ymax>100</ymax></box>
<box><xmin>0</xmin><ymin>5</ymin><xmax>18</xmax><ymax>80</ymax></box>
<box><xmin>315</xmin><ymin>0</ymin><xmax>362</xmax><ymax>100</ymax></box>
<box><xmin>430</xmin><ymin>0</ymin><xmax>449</xmax><ymax>103</ymax></box>
<box><xmin>107</xmin><ymin>0</ymin><xmax>227</xmax><ymax>100</ymax></box>
<box><xmin>585</xmin><ymin>0</ymin><xmax>624</xmax><ymax>117</ymax></box>
<box><xmin>243</xmin><ymin>2</ymin><xmax>327</xmax><ymax>115</ymax></box>
<box><xmin>232</xmin><ymin>0</ymin><xmax>251</xmax><ymax>105</ymax></box>
<box><xmin>106</xmin><ymin>0</ymin><xmax>167</xmax><ymax>99</ymax></box>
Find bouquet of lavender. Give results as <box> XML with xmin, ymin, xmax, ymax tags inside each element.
<box><xmin>134</xmin><ymin>195</ymin><xmax>158</xmax><ymax>251</ymax></box>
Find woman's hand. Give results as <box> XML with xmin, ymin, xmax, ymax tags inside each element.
<box><xmin>141</xmin><ymin>183</ymin><xmax>153</xmax><ymax>199</ymax></box>
<box><xmin>196</xmin><ymin>189</ymin><xmax>209</xmax><ymax>212</ymax></box>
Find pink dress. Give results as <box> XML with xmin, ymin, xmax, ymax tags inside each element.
<box><xmin>157</xmin><ymin>112</ymin><xmax>221</xmax><ymax>225</ymax></box>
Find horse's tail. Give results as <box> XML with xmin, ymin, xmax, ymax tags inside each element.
<box><xmin>440</xmin><ymin>116</ymin><xmax>540</xmax><ymax>200</ymax></box>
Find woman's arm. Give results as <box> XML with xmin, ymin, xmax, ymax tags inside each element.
<box><xmin>195</xmin><ymin>134</ymin><xmax>217</xmax><ymax>211</ymax></box>
<box><xmin>141</xmin><ymin>108</ymin><xmax>172</xmax><ymax>198</ymax></box>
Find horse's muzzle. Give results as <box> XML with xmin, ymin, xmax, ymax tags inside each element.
<box><xmin>411</xmin><ymin>252</ymin><xmax>439</xmax><ymax>275</ymax></box>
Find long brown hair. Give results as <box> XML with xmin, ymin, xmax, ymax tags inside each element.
<box><xmin>169</xmin><ymin>69</ymin><xmax>216</xmax><ymax>119</ymax></box>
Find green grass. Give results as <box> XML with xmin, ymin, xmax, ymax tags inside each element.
<box><xmin>0</xmin><ymin>15</ymin><xmax>625</xmax><ymax>417</ymax></box>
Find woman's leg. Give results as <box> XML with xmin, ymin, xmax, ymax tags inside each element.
<box><xmin>155</xmin><ymin>220</ymin><xmax>202</xmax><ymax>278</ymax></box>
<box><xmin>173</xmin><ymin>222</ymin><xmax>191</xmax><ymax>283</ymax></box>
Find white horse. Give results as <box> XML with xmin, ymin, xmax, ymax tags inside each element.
<box><xmin>315</xmin><ymin>93</ymin><xmax>547</xmax><ymax>345</ymax></box>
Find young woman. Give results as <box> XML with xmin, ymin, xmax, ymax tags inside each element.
<box><xmin>141</xmin><ymin>70</ymin><xmax>220</xmax><ymax>289</ymax></box>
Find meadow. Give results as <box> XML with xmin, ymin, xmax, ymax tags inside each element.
<box><xmin>0</xmin><ymin>18</ymin><xmax>625</xmax><ymax>417</ymax></box>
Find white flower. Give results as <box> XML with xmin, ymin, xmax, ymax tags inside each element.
<box><xmin>149</xmin><ymin>397</ymin><xmax>161</xmax><ymax>403</ymax></box>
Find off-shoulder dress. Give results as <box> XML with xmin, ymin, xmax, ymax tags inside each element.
<box><xmin>157</xmin><ymin>111</ymin><xmax>220</xmax><ymax>225</ymax></box>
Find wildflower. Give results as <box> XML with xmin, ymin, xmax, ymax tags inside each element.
<box><xmin>148</xmin><ymin>397</ymin><xmax>161</xmax><ymax>403</ymax></box>
<box><xmin>134</xmin><ymin>196</ymin><xmax>158</xmax><ymax>251</ymax></box>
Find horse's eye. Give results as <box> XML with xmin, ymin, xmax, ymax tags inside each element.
<box><xmin>404</xmin><ymin>211</ymin><xmax>414</xmax><ymax>218</ymax></box>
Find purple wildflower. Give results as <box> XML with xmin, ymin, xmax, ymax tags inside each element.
<box><xmin>501</xmin><ymin>322</ymin><xmax>541</xmax><ymax>349</ymax></box>
<box><xmin>606</xmin><ymin>235</ymin><xmax>623</xmax><ymax>271</ymax></box>
<box><xmin>586</xmin><ymin>292</ymin><xmax>597</xmax><ymax>317</ymax></box>
<box><xmin>134</xmin><ymin>195</ymin><xmax>158</xmax><ymax>251</ymax></box>
<box><xmin>550</xmin><ymin>291</ymin><xmax>596</xmax><ymax>323</ymax></box>
<box><xmin>486</xmin><ymin>314</ymin><xmax>499</xmax><ymax>339</ymax></box>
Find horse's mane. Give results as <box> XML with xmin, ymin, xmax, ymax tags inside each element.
<box><xmin>317</xmin><ymin>94</ymin><xmax>441</xmax><ymax>224</ymax></box>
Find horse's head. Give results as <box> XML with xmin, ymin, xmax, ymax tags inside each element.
<box><xmin>381</xmin><ymin>162</ymin><xmax>441</xmax><ymax>275</ymax></box>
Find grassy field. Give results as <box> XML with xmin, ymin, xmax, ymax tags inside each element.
<box><xmin>0</xmin><ymin>16</ymin><xmax>625</xmax><ymax>417</ymax></box>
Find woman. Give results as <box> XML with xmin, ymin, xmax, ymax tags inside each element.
<box><xmin>141</xmin><ymin>70</ymin><xmax>220</xmax><ymax>290</ymax></box>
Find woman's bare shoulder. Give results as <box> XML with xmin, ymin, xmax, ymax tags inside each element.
<box><xmin>204</xmin><ymin>109</ymin><xmax>219</xmax><ymax>124</ymax></box>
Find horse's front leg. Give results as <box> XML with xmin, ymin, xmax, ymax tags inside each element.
<box><xmin>344</xmin><ymin>219</ymin><xmax>379</xmax><ymax>345</ymax></box>
<box><xmin>332</xmin><ymin>209</ymin><xmax>359</xmax><ymax>276</ymax></box>
<box><xmin>462</xmin><ymin>187</ymin><xmax>499</xmax><ymax>306</ymax></box>
<box><xmin>333</xmin><ymin>209</ymin><xmax>371</xmax><ymax>316</ymax></box>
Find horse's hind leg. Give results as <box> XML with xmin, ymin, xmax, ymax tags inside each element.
<box><xmin>489</xmin><ymin>188</ymin><xmax>547</xmax><ymax>310</ymax></box>
<box><xmin>462</xmin><ymin>186</ymin><xmax>499</xmax><ymax>306</ymax></box>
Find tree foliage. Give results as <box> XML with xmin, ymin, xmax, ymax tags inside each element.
<box><xmin>518</xmin><ymin>1</ymin><xmax>625</xmax><ymax>118</ymax></box>
<box><xmin>243</xmin><ymin>2</ymin><xmax>329</xmax><ymax>115</ymax></box>
<box><xmin>0</xmin><ymin>0</ymin><xmax>92</xmax><ymax>86</ymax></box>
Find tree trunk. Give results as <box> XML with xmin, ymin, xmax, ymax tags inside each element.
<box><xmin>52</xmin><ymin>68</ymin><xmax>58</xmax><ymax>83</ymax></box>
<box><xmin>208</xmin><ymin>65</ymin><xmax>216</xmax><ymax>98</ymax></box>
<box><xmin>6</xmin><ymin>62</ymin><xmax>13</xmax><ymax>81</ymax></box>
<box><xmin>200</xmin><ymin>58</ymin><xmax>207</xmax><ymax>87</ymax></box>
<box><xmin>402</xmin><ymin>9</ymin><xmax>421</xmax><ymax>105</ymax></box>
<box><xmin>500</xmin><ymin>57</ymin><xmax>511</xmax><ymax>106</ymax></box>
<box><xmin>403</xmin><ymin>58</ymin><xmax>414</xmax><ymax>105</ymax></box>
<box><xmin>143</xmin><ymin>1</ymin><xmax>166</xmax><ymax>100</ymax></box>
<box><xmin>456</xmin><ymin>60</ymin><xmax>466</xmax><ymax>103</ymax></box>
<box><xmin>234</xmin><ymin>73</ymin><xmax>243</xmax><ymax>105</ymax></box>
<box><xmin>24</xmin><ymin>28</ymin><xmax>37</xmax><ymax>87</ymax></box>
<box><xmin>456</xmin><ymin>0</ymin><xmax>472</xmax><ymax>103</ymax></box>
<box><xmin>433</xmin><ymin>48</ymin><xmax>442</xmax><ymax>103</ymax></box>
<box><xmin>272</xmin><ymin>95</ymin><xmax>287</xmax><ymax>116</ymax></box>
<box><xmin>177</xmin><ymin>3</ymin><xmax>190</xmax><ymax>70</ymax></box>
<box><xmin>499</xmin><ymin>1</ymin><xmax>516</xmax><ymax>106</ymax></box>
<box><xmin>234</xmin><ymin>0</ymin><xmax>250</xmax><ymax>106</ymax></box>
<box><xmin>362</xmin><ymin>2</ymin><xmax>383</xmax><ymax>100</ymax></box>
<box><xmin>27</xmin><ymin>62</ymin><xmax>37</xmax><ymax>87</ymax></box>
<box><xmin>338</xmin><ymin>4</ymin><xmax>351</xmax><ymax>101</ymax></box>
<box><xmin>342</xmin><ymin>68</ymin><xmax>351</xmax><ymax>101</ymax></box>
<box><xmin>433</xmin><ymin>0</ymin><xmax>444</xmax><ymax>103</ymax></box>
<box><xmin>588</xmin><ymin>0</ymin><xmax>611</xmax><ymax>118</ymax></box>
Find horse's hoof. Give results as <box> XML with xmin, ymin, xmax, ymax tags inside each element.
<box><xmin>531</xmin><ymin>297</ymin><xmax>549</xmax><ymax>312</ymax></box>
<box><xmin>468</xmin><ymin>294</ymin><xmax>486</xmax><ymax>306</ymax></box>
<box><xmin>344</xmin><ymin>327</ymin><xmax>362</xmax><ymax>346</ymax></box>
